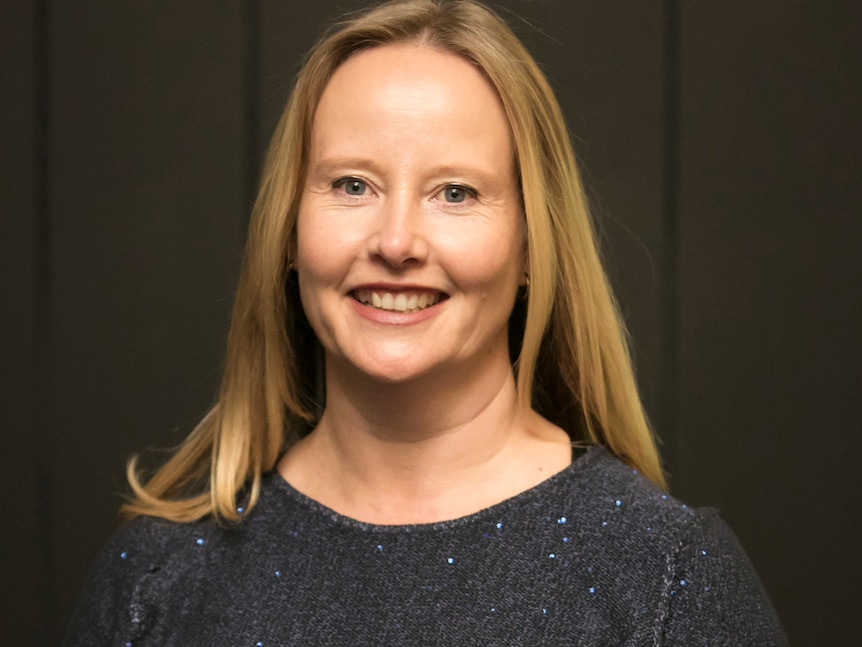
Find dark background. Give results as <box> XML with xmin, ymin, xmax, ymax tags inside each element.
<box><xmin>2</xmin><ymin>1</ymin><xmax>860</xmax><ymax>645</ymax></box>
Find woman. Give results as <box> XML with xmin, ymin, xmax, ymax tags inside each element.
<box><xmin>65</xmin><ymin>1</ymin><xmax>788</xmax><ymax>644</ymax></box>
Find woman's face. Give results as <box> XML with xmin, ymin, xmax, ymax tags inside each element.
<box><xmin>296</xmin><ymin>43</ymin><xmax>525</xmax><ymax>385</ymax></box>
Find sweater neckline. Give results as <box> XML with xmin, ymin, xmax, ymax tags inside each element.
<box><xmin>263</xmin><ymin>444</ymin><xmax>604</xmax><ymax>533</ymax></box>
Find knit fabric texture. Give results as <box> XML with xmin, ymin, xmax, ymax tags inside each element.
<box><xmin>64</xmin><ymin>446</ymin><xmax>788</xmax><ymax>646</ymax></box>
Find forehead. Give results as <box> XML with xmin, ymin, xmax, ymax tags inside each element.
<box><xmin>310</xmin><ymin>44</ymin><xmax>513</xmax><ymax>163</ymax></box>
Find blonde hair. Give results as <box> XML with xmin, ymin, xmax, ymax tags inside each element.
<box><xmin>123</xmin><ymin>0</ymin><xmax>665</xmax><ymax>522</ymax></box>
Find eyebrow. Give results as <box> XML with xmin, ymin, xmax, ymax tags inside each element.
<box><xmin>308</xmin><ymin>158</ymin><xmax>384</xmax><ymax>177</ymax></box>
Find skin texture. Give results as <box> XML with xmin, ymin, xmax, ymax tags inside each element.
<box><xmin>280</xmin><ymin>44</ymin><xmax>570</xmax><ymax>524</ymax></box>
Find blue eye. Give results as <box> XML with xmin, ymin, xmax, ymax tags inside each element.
<box><xmin>336</xmin><ymin>178</ymin><xmax>367</xmax><ymax>196</ymax></box>
<box><xmin>442</xmin><ymin>185</ymin><xmax>475</xmax><ymax>203</ymax></box>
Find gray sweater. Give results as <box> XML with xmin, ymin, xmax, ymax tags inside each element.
<box><xmin>64</xmin><ymin>447</ymin><xmax>788</xmax><ymax>645</ymax></box>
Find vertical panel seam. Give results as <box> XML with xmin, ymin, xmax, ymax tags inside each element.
<box><xmin>243</xmin><ymin>0</ymin><xmax>262</xmax><ymax>229</ymax></box>
<box><xmin>660</xmin><ymin>0</ymin><xmax>681</xmax><ymax>482</ymax></box>
<box><xmin>33</xmin><ymin>0</ymin><xmax>58</xmax><ymax>641</ymax></box>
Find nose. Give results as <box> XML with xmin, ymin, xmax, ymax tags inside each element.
<box><xmin>371</xmin><ymin>193</ymin><xmax>428</xmax><ymax>268</ymax></box>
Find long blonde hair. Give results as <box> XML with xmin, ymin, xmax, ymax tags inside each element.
<box><xmin>123</xmin><ymin>0</ymin><xmax>665</xmax><ymax>522</ymax></box>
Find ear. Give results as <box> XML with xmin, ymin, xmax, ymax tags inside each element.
<box><xmin>287</xmin><ymin>229</ymin><xmax>298</xmax><ymax>270</ymax></box>
<box><xmin>520</xmin><ymin>224</ymin><xmax>530</xmax><ymax>286</ymax></box>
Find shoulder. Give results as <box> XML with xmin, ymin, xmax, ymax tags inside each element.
<box><xmin>552</xmin><ymin>447</ymin><xmax>788</xmax><ymax>644</ymax></box>
<box><xmin>62</xmin><ymin>514</ymin><xmax>224</xmax><ymax>646</ymax></box>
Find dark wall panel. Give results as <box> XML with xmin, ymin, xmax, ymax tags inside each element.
<box><xmin>676</xmin><ymin>2</ymin><xmax>862</xmax><ymax>644</ymax></box>
<box><xmin>4</xmin><ymin>0</ymin><xmax>860</xmax><ymax>644</ymax></box>
<box><xmin>47</xmin><ymin>2</ymin><xmax>247</xmax><ymax>639</ymax></box>
<box><xmin>0</xmin><ymin>2</ymin><xmax>46</xmax><ymax>644</ymax></box>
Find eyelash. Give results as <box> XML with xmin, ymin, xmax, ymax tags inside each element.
<box><xmin>332</xmin><ymin>176</ymin><xmax>369</xmax><ymax>197</ymax></box>
<box><xmin>330</xmin><ymin>177</ymin><xmax>479</xmax><ymax>205</ymax></box>
<box><xmin>436</xmin><ymin>184</ymin><xmax>478</xmax><ymax>205</ymax></box>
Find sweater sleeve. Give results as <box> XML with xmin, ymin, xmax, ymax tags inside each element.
<box><xmin>61</xmin><ymin>517</ymin><xmax>203</xmax><ymax>647</ymax></box>
<box><xmin>661</xmin><ymin>508</ymin><xmax>789</xmax><ymax>646</ymax></box>
<box><xmin>62</xmin><ymin>522</ymin><xmax>139</xmax><ymax>646</ymax></box>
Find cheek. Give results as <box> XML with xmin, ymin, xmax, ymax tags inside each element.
<box><xmin>296</xmin><ymin>209</ymin><xmax>346</xmax><ymax>281</ymax></box>
<box><xmin>444</xmin><ymin>226</ymin><xmax>523</xmax><ymax>293</ymax></box>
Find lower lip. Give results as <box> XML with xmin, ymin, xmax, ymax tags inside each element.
<box><xmin>349</xmin><ymin>297</ymin><xmax>443</xmax><ymax>324</ymax></box>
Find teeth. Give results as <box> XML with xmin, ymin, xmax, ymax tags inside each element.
<box><xmin>355</xmin><ymin>289</ymin><xmax>441</xmax><ymax>313</ymax></box>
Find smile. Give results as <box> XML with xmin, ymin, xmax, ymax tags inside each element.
<box><xmin>353</xmin><ymin>289</ymin><xmax>444</xmax><ymax>313</ymax></box>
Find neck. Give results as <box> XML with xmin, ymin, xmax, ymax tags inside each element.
<box><xmin>279</xmin><ymin>352</ymin><xmax>571</xmax><ymax>524</ymax></box>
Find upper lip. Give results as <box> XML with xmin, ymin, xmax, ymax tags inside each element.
<box><xmin>350</xmin><ymin>282</ymin><xmax>446</xmax><ymax>294</ymax></box>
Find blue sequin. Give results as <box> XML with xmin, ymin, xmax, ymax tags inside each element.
<box><xmin>557</xmin><ymin>516</ymin><xmax>567</xmax><ymax>524</ymax></box>
<box><xmin>588</xmin><ymin>586</ymin><xmax>596</xmax><ymax>594</ymax></box>
<box><xmin>256</xmin><ymin>642</ymin><xmax>263</xmax><ymax>646</ymax></box>
<box><xmin>701</xmin><ymin>550</ymin><xmax>708</xmax><ymax>556</ymax></box>
<box><xmin>447</xmin><ymin>557</ymin><xmax>455</xmax><ymax>564</ymax></box>
<box><xmin>680</xmin><ymin>579</ymin><xmax>687</xmax><ymax>586</ymax></box>
<box><xmin>548</xmin><ymin>553</ymin><xmax>556</xmax><ymax>559</ymax></box>
<box><xmin>615</xmin><ymin>499</ymin><xmax>622</xmax><ymax>507</ymax></box>
<box><xmin>681</xmin><ymin>504</ymin><xmax>688</xmax><ymax>510</ymax></box>
<box><xmin>120</xmin><ymin>551</ymin><xmax>127</xmax><ymax>559</ymax></box>
<box><xmin>562</xmin><ymin>537</ymin><xmax>570</xmax><ymax>543</ymax></box>
<box><xmin>376</xmin><ymin>544</ymin><xmax>384</xmax><ymax>553</ymax></box>
<box><xmin>275</xmin><ymin>570</ymin><xmax>281</xmax><ymax>577</ymax></box>
<box><xmin>587</xmin><ymin>566</ymin><xmax>594</xmax><ymax>574</ymax></box>
<box><xmin>237</xmin><ymin>506</ymin><xmax>245</xmax><ymax>514</ymax></box>
<box><xmin>125</xmin><ymin>642</ymin><xmax>132</xmax><ymax>647</ymax></box>
<box><xmin>491</xmin><ymin>607</ymin><xmax>497</xmax><ymax>613</ymax></box>
<box><xmin>196</xmin><ymin>538</ymin><xmax>205</xmax><ymax>546</ymax></box>
<box><xmin>601</xmin><ymin>521</ymin><xmax>608</xmax><ymax>527</ymax></box>
<box><xmin>661</xmin><ymin>494</ymin><xmax>668</xmax><ymax>500</ymax></box>
<box><xmin>542</xmin><ymin>608</ymin><xmax>548</xmax><ymax>615</ymax></box>
<box><xmin>496</xmin><ymin>522</ymin><xmax>503</xmax><ymax>529</ymax></box>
